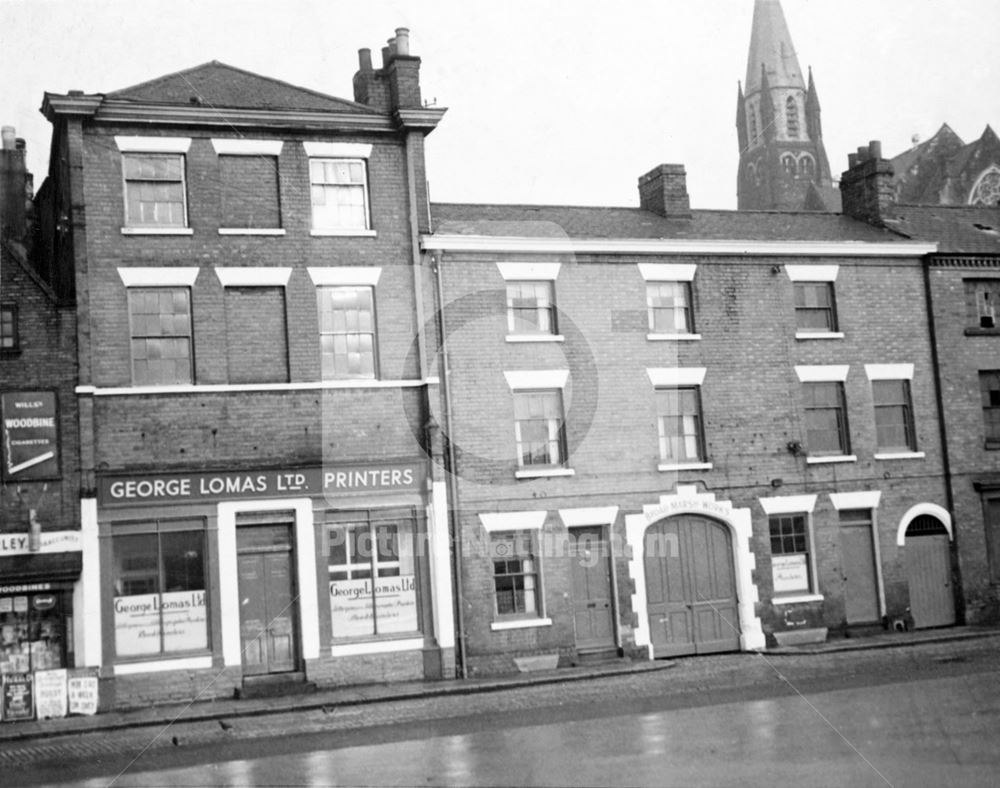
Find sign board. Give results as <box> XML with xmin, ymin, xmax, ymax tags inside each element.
<box><xmin>772</xmin><ymin>554</ymin><xmax>810</xmax><ymax>595</ymax></box>
<box><xmin>98</xmin><ymin>462</ymin><xmax>425</xmax><ymax>506</ymax></box>
<box><xmin>68</xmin><ymin>676</ymin><xmax>99</xmax><ymax>716</ymax></box>
<box><xmin>1</xmin><ymin>391</ymin><xmax>59</xmax><ymax>479</ymax></box>
<box><xmin>330</xmin><ymin>575</ymin><xmax>418</xmax><ymax>638</ymax></box>
<box><xmin>34</xmin><ymin>669</ymin><xmax>68</xmax><ymax>719</ymax></box>
<box><xmin>1</xmin><ymin>673</ymin><xmax>34</xmax><ymax>721</ymax></box>
<box><xmin>0</xmin><ymin>531</ymin><xmax>81</xmax><ymax>558</ymax></box>
<box><xmin>114</xmin><ymin>591</ymin><xmax>208</xmax><ymax>657</ymax></box>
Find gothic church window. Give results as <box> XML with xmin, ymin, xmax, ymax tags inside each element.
<box><xmin>782</xmin><ymin>154</ymin><xmax>796</xmax><ymax>177</ymax></box>
<box><xmin>799</xmin><ymin>155</ymin><xmax>815</xmax><ymax>179</ymax></box>
<box><xmin>786</xmin><ymin>97</ymin><xmax>800</xmax><ymax>139</ymax></box>
<box><xmin>970</xmin><ymin>166</ymin><xmax>1000</xmax><ymax>206</ymax></box>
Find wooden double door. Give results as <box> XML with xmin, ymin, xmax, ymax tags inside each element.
<box><xmin>237</xmin><ymin>524</ymin><xmax>299</xmax><ymax>675</ymax></box>
<box><xmin>644</xmin><ymin>515</ymin><xmax>740</xmax><ymax>657</ymax></box>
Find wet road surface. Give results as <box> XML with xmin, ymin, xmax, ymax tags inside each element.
<box><xmin>7</xmin><ymin>640</ymin><xmax>1000</xmax><ymax>787</ymax></box>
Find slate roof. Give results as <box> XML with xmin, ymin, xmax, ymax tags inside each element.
<box><xmin>430</xmin><ymin>203</ymin><xmax>910</xmax><ymax>244</ymax></box>
<box><xmin>107</xmin><ymin>61</ymin><xmax>370</xmax><ymax>114</ymax></box>
<box><xmin>881</xmin><ymin>205</ymin><xmax>1000</xmax><ymax>254</ymax></box>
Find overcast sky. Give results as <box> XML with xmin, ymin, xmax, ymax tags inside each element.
<box><xmin>1</xmin><ymin>0</ymin><xmax>998</xmax><ymax>210</ymax></box>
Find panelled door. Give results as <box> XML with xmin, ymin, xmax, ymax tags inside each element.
<box><xmin>568</xmin><ymin>526</ymin><xmax>615</xmax><ymax>650</ymax></box>
<box><xmin>644</xmin><ymin>515</ymin><xmax>739</xmax><ymax>657</ymax></box>
<box><xmin>840</xmin><ymin>523</ymin><xmax>880</xmax><ymax>624</ymax></box>
<box><xmin>237</xmin><ymin>524</ymin><xmax>299</xmax><ymax>675</ymax></box>
<box><xmin>904</xmin><ymin>517</ymin><xmax>955</xmax><ymax>629</ymax></box>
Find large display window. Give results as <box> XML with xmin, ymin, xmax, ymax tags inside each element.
<box><xmin>111</xmin><ymin>518</ymin><xmax>208</xmax><ymax>658</ymax></box>
<box><xmin>0</xmin><ymin>591</ymin><xmax>67</xmax><ymax>675</ymax></box>
<box><xmin>326</xmin><ymin>508</ymin><xmax>420</xmax><ymax>639</ymax></box>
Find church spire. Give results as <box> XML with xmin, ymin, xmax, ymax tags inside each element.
<box><xmin>736</xmin><ymin>0</ymin><xmax>836</xmax><ymax>211</ymax></box>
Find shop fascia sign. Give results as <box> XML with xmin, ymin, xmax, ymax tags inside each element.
<box><xmin>0</xmin><ymin>531</ymin><xmax>81</xmax><ymax>557</ymax></box>
<box><xmin>98</xmin><ymin>461</ymin><xmax>426</xmax><ymax>506</ymax></box>
<box><xmin>1</xmin><ymin>391</ymin><xmax>60</xmax><ymax>480</ymax></box>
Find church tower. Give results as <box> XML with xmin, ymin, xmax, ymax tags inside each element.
<box><xmin>736</xmin><ymin>0</ymin><xmax>835</xmax><ymax>211</ymax></box>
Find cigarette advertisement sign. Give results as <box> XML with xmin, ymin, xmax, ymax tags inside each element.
<box><xmin>1</xmin><ymin>391</ymin><xmax>59</xmax><ymax>480</ymax></box>
<box><xmin>1</xmin><ymin>672</ymin><xmax>34</xmax><ymax>721</ymax></box>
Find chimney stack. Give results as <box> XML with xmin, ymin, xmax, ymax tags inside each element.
<box><xmin>839</xmin><ymin>139</ymin><xmax>895</xmax><ymax>226</ymax></box>
<box><xmin>638</xmin><ymin>164</ymin><xmax>691</xmax><ymax>218</ymax></box>
<box><xmin>353</xmin><ymin>27</ymin><xmax>421</xmax><ymax>111</ymax></box>
<box><xmin>0</xmin><ymin>125</ymin><xmax>29</xmax><ymax>241</ymax></box>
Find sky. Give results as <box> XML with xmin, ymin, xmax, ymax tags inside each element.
<box><xmin>1</xmin><ymin>0</ymin><xmax>998</xmax><ymax>210</ymax></box>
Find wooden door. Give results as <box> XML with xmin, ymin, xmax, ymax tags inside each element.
<box><xmin>237</xmin><ymin>525</ymin><xmax>298</xmax><ymax>675</ymax></box>
<box><xmin>644</xmin><ymin>515</ymin><xmax>739</xmax><ymax>657</ymax></box>
<box><xmin>569</xmin><ymin>526</ymin><xmax>615</xmax><ymax>650</ymax></box>
<box><xmin>905</xmin><ymin>518</ymin><xmax>954</xmax><ymax>629</ymax></box>
<box><xmin>840</xmin><ymin>525</ymin><xmax>879</xmax><ymax>624</ymax></box>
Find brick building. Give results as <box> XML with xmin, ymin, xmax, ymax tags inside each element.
<box><xmin>423</xmin><ymin>162</ymin><xmax>950</xmax><ymax>674</ymax></box>
<box><xmin>1</xmin><ymin>126</ymin><xmax>84</xmax><ymax>716</ymax></box>
<box><xmin>839</xmin><ymin>141</ymin><xmax>1000</xmax><ymax>625</ymax></box>
<box><xmin>33</xmin><ymin>30</ymin><xmax>457</xmax><ymax>709</ymax></box>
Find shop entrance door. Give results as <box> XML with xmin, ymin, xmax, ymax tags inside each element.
<box><xmin>568</xmin><ymin>526</ymin><xmax>615</xmax><ymax>651</ymax></box>
<box><xmin>237</xmin><ymin>524</ymin><xmax>298</xmax><ymax>675</ymax></box>
<box><xmin>644</xmin><ymin>515</ymin><xmax>739</xmax><ymax>657</ymax></box>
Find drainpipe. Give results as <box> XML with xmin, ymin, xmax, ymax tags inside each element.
<box><xmin>922</xmin><ymin>256</ymin><xmax>964</xmax><ymax>623</ymax></box>
<box><xmin>431</xmin><ymin>250</ymin><xmax>468</xmax><ymax>678</ymax></box>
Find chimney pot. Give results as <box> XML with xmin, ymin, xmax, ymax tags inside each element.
<box><xmin>395</xmin><ymin>27</ymin><xmax>410</xmax><ymax>56</ymax></box>
<box><xmin>381</xmin><ymin>45</ymin><xmax>392</xmax><ymax>67</ymax></box>
<box><xmin>358</xmin><ymin>48</ymin><xmax>372</xmax><ymax>72</ymax></box>
<box><xmin>868</xmin><ymin>140</ymin><xmax>882</xmax><ymax>159</ymax></box>
<box><xmin>1</xmin><ymin>126</ymin><xmax>15</xmax><ymax>150</ymax></box>
<box><xmin>857</xmin><ymin>146</ymin><xmax>869</xmax><ymax>161</ymax></box>
<box><xmin>848</xmin><ymin>152</ymin><xmax>859</xmax><ymax>169</ymax></box>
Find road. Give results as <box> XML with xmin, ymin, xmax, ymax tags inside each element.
<box><xmin>5</xmin><ymin>637</ymin><xmax>1000</xmax><ymax>787</ymax></box>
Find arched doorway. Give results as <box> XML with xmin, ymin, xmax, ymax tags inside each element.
<box><xmin>643</xmin><ymin>514</ymin><xmax>740</xmax><ymax>656</ymax></box>
<box><xmin>904</xmin><ymin>515</ymin><xmax>955</xmax><ymax>629</ymax></box>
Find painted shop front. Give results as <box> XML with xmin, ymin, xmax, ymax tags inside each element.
<box><xmin>93</xmin><ymin>459</ymin><xmax>454</xmax><ymax>707</ymax></box>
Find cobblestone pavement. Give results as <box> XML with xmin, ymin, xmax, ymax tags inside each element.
<box><xmin>3</xmin><ymin>634</ymin><xmax>999</xmax><ymax>784</ymax></box>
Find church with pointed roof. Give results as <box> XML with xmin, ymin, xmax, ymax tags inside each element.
<box><xmin>736</xmin><ymin>0</ymin><xmax>837</xmax><ymax>212</ymax></box>
<box><xmin>889</xmin><ymin>123</ymin><xmax>1000</xmax><ymax>206</ymax></box>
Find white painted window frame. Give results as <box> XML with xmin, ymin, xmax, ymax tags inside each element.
<box><xmin>480</xmin><ymin>512</ymin><xmax>553</xmax><ymax>631</ymax></box>
<box><xmin>639</xmin><ymin>263</ymin><xmax>701</xmax><ymax>341</ymax></box>
<box><xmin>305</xmin><ymin>142</ymin><xmax>375</xmax><ymax>237</ymax></box>
<box><xmin>786</xmin><ymin>264</ymin><xmax>843</xmax><ymax>340</ymax></box>
<box><xmin>759</xmin><ymin>494</ymin><xmax>822</xmax><ymax>602</ymax></box>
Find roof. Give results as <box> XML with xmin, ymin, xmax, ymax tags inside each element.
<box><xmin>430</xmin><ymin>203</ymin><xmax>909</xmax><ymax>244</ymax></box>
<box><xmin>881</xmin><ymin>205</ymin><xmax>1000</xmax><ymax>254</ymax></box>
<box><xmin>107</xmin><ymin>61</ymin><xmax>370</xmax><ymax>114</ymax></box>
<box><xmin>745</xmin><ymin>0</ymin><xmax>804</xmax><ymax>94</ymax></box>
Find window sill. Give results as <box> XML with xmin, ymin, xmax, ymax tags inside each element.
<box><xmin>874</xmin><ymin>451</ymin><xmax>925</xmax><ymax>460</ymax></box>
<box><xmin>795</xmin><ymin>331</ymin><xmax>845</xmax><ymax>340</ymax></box>
<box><xmin>505</xmin><ymin>334</ymin><xmax>565</xmax><ymax>343</ymax></box>
<box><xmin>964</xmin><ymin>327</ymin><xmax>1000</xmax><ymax>336</ymax></box>
<box><xmin>772</xmin><ymin>593</ymin><xmax>824</xmax><ymax>606</ymax></box>
<box><xmin>647</xmin><ymin>333</ymin><xmax>702</xmax><ymax>341</ymax></box>
<box><xmin>515</xmin><ymin>468</ymin><xmax>575</xmax><ymax>480</ymax></box>
<box><xmin>490</xmin><ymin>617</ymin><xmax>553</xmax><ymax>631</ymax></box>
<box><xmin>310</xmin><ymin>229</ymin><xmax>377</xmax><ymax>237</ymax></box>
<box><xmin>806</xmin><ymin>454</ymin><xmax>857</xmax><ymax>465</ymax></box>
<box><xmin>329</xmin><ymin>637</ymin><xmax>423</xmax><ymax>657</ymax></box>
<box><xmin>658</xmin><ymin>461</ymin><xmax>713</xmax><ymax>472</ymax></box>
<box><xmin>121</xmin><ymin>227</ymin><xmax>193</xmax><ymax>236</ymax></box>
<box><xmin>218</xmin><ymin>228</ymin><xmax>286</xmax><ymax>236</ymax></box>
<box><xmin>113</xmin><ymin>653</ymin><xmax>213</xmax><ymax>675</ymax></box>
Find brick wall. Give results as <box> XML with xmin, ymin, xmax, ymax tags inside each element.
<box><xmin>440</xmin><ymin>249</ymin><xmax>951</xmax><ymax>664</ymax></box>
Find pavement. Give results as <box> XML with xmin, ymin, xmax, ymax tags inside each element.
<box><xmin>1</xmin><ymin>624</ymin><xmax>996</xmax><ymax>746</ymax></box>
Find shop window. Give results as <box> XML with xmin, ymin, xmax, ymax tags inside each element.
<box><xmin>982</xmin><ymin>371</ymin><xmax>1000</xmax><ymax>448</ymax></box>
<box><xmin>794</xmin><ymin>282</ymin><xmax>838</xmax><ymax>332</ymax></box>
<box><xmin>318</xmin><ymin>286</ymin><xmax>377</xmax><ymax>380</ymax></box>
<box><xmin>327</xmin><ymin>510</ymin><xmax>418</xmax><ymax>639</ymax></box>
<box><xmin>112</xmin><ymin>521</ymin><xmax>207</xmax><ymax>658</ymax></box>
<box><xmin>513</xmin><ymin>389</ymin><xmax>567</xmax><ymax>470</ymax></box>
<box><xmin>220</xmin><ymin>154</ymin><xmax>281</xmax><ymax>229</ymax></box>
<box><xmin>128</xmin><ymin>287</ymin><xmax>193</xmax><ymax>385</ymax></box>
<box><xmin>647</xmin><ymin>281</ymin><xmax>693</xmax><ymax>334</ymax></box>
<box><xmin>506</xmin><ymin>281</ymin><xmax>557</xmax><ymax>335</ymax></box>
<box><xmin>769</xmin><ymin>514</ymin><xmax>813</xmax><ymax>595</ymax></box>
<box><xmin>873</xmin><ymin>379</ymin><xmax>917</xmax><ymax>452</ymax></box>
<box><xmin>0</xmin><ymin>592</ymin><xmax>68</xmax><ymax>675</ymax></box>
<box><xmin>804</xmin><ymin>381</ymin><xmax>851</xmax><ymax>456</ymax></box>
<box><xmin>656</xmin><ymin>386</ymin><xmax>705</xmax><ymax>464</ymax></box>
<box><xmin>310</xmin><ymin>158</ymin><xmax>370</xmax><ymax>231</ymax></box>
<box><xmin>0</xmin><ymin>303</ymin><xmax>17</xmax><ymax>353</ymax></box>
<box><xmin>123</xmin><ymin>153</ymin><xmax>188</xmax><ymax>228</ymax></box>
<box><xmin>490</xmin><ymin>531</ymin><xmax>541</xmax><ymax>619</ymax></box>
